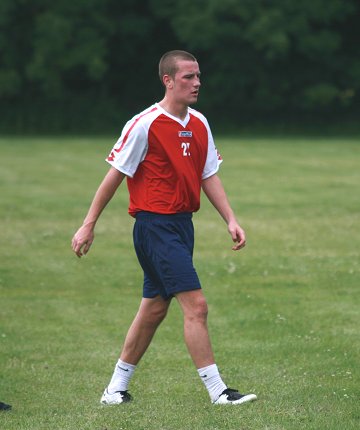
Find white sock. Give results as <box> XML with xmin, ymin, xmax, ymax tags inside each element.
<box><xmin>197</xmin><ymin>364</ymin><xmax>227</xmax><ymax>402</ymax></box>
<box><xmin>107</xmin><ymin>359</ymin><xmax>136</xmax><ymax>394</ymax></box>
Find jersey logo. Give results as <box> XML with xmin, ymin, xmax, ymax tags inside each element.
<box><xmin>178</xmin><ymin>131</ymin><xmax>192</xmax><ymax>137</ymax></box>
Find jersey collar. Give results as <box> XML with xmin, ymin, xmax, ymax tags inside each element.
<box><xmin>155</xmin><ymin>103</ymin><xmax>190</xmax><ymax>128</ymax></box>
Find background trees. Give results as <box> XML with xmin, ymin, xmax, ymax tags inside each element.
<box><xmin>0</xmin><ymin>0</ymin><xmax>358</xmax><ymax>132</ymax></box>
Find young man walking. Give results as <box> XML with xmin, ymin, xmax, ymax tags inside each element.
<box><xmin>71</xmin><ymin>50</ymin><xmax>257</xmax><ymax>406</ymax></box>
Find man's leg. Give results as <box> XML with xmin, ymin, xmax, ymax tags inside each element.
<box><xmin>175</xmin><ymin>289</ymin><xmax>257</xmax><ymax>405</ymax></box>
<box><xmin>175</xmin><ymin>289</ymin><xmax>214</xmax><ymax>368</ymax></box>
<box><xmin>101</xmin><ymin>295</ymin><xmax>171</xmax><ymax>405</ymax></box>
<box><xmin>120</xmin><ymin>295</ymin><xmax>171</xmax><ymax>364</ymax></box>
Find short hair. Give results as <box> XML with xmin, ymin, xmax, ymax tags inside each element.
<box><xmin>159</xmin><ymin>50</ymin><xmax>197</xmax><ymax>84</ymax></box>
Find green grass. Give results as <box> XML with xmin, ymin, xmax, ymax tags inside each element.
<box><xmin>0</xmin><ymin>136</ymin><xmax>359</xmax><ymax>430</ymax></box>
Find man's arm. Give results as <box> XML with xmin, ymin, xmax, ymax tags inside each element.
<box><xmin>71</xmin><ymin>167</ymin><xmax>125</xmax><ymax>258</ymax></box>
<box><xmin>201</xmin><ymin>174</ymin><xmax>246</xmax><ymax>251</ymax></box>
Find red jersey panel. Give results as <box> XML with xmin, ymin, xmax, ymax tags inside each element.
<box><xmin>107</xmin><ymin>104</ymin><xmax>222</xmax><ymax>216</ymax></box>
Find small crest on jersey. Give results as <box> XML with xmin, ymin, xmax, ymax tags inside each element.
<box><xmin>178</xmin><ymin>131</ymin><xmax>192</xmax><ymax>137</ymax></box>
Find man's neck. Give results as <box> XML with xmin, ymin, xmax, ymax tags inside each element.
<box><xmin>158</xmin><ymin>99</ymin><xmax>188</xmax><ymax>121</ymax></box>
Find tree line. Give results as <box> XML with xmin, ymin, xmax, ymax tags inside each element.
<box><xmin>0</xmin><ymin>0</ymin><xmax>359</xmax><ymax>133</ymax></box>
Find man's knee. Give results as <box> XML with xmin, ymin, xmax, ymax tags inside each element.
<box><xmin>182</xmin><ymin>293</ymin><xmax>208</xmax><ymax>322</ymax></box>
<box><xmin>150</xmin><ymin>303</ymin><xmax>169</xmax><ymax>324</ymax></box>
<box><xmin>140</xmin><ymin>299</ymin><xmax>169</xmax><ymax>326</ymax></box>
<box><xmin>193</xmin><ymin>296</ymin><xmax>208</xmax><ymax>321</ymax></box>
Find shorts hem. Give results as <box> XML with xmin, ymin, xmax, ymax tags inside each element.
<box><xmin>143</xmin><ymin>285</ymin><xmax>201</xmax><ymax>301</ymax></box>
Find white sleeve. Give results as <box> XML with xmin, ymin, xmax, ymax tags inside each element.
<box><xmin>106</xmin><ymin>119</ymin><xmax>148</xmax><ymax>178</ymax></box>
<box><xmin>201</xmin><ymin>118</ymin><xmax>223</xmax><ymax>180</ymax></box>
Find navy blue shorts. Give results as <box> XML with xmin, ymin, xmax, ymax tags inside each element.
<box><xmin>133</xmin><ymin>212</ymin><xmax>201</xmax><ymax>300</ymax></box>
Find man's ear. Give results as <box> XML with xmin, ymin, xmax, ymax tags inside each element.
<box><xmin>163</xmin><ymin>74</ymin><xmax>173</xmax><ymax>90</ymax></box>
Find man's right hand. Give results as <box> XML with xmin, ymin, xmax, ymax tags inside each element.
<box><xmin>71</xmin><ymin>224</ymin><xmax>95</xmax><ymax>258</ymax></box>
<box><xmin>71</xmin><ymin>167</ymin><xmax>125</xmax><ymax>258</ymax></box>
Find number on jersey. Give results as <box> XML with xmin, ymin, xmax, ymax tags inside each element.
<box><xmin>181</xmin><ymin>142</ymin><xmax>190</xmax><ymax>156</ymax></box>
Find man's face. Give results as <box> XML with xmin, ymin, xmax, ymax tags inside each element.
<box><xmin>171</xmin><ymin>60</ymin><xmax>201</xmax><ymax>105</ymax></box>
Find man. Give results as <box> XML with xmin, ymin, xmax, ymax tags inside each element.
<box><xmin>72</xmin><ymin>50</ymin><xmax>257</xmax><ymax>406</ymax></box>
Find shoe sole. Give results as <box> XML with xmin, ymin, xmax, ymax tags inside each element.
<box><xmin>214</xmin><ymin>393</ymin><xmax>257</xmax><ymax>405</ymax></box>
<box><xmin>100</xmin><ymin>395</ymin><xmax>132</xmax><ymax>405</ymax></box>
<box><xmin>231</xmin><ymin>394</ymin><xmax>257</xmax><ymax>405</ymax></box>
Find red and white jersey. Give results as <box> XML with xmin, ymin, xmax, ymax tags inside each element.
<box><xmin>106</xmin><ymin>103</ymin><xmax>222</xmax><ymax>216</ymax></box>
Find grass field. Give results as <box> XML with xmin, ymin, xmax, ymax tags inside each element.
<box><xmin>0</xmin><ymin>136</ymin><xmax>359</xmax><ymax>430</ymax></box>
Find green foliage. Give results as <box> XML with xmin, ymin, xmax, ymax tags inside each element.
<box><xmin>302</xmin><ymin>83</ymin><xmax>340</xmax><ymax>108</ymax></box>
<box><xmin>152</xmin><ymin>0</ymin><xmax>358</xmax><ymax>117</ymax></box>
<box><xmin>0</xmin><ymin>0</ymin><xmax>359</xmax><ymax>131</ymax></box>
<box><xmin>0</xmin><ymin>136</ymin><xmax>359</xmax><ymax>429</ymax></box>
